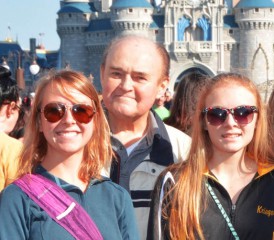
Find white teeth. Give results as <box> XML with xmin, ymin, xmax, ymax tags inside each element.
<box><xmin>222</xmin><ymin>134</ymin><xmax>240</xmax><ymax>138</ymax></box>
<box><xmin>57</xmin><ymin>132</ymin><xmax>78</xmax><ymax>137</ymax></box>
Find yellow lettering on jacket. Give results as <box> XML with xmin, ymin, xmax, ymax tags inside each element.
<box><xmin>257</xmin><ymin>205</ymin><xmax>274</xmax><ymax>217</ymax></box>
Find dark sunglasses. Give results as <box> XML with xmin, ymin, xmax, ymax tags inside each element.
<box><xmin>39</xmin><ymin>102</ymin><xmax>96</xmax><ymax>124</ymax></box>
<box><xmin>202</xmin><ymin>105</ymin><xmax>258</xmax><ymax>126</ymax></box>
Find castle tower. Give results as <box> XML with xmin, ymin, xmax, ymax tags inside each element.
<box><xmin>110</xmin><ymin>0</ymin><xmax>154</xmax><ymax>36</ymax></box>
<box><xmin>235</xmin><ymin>0</ymin><xmax>274</xmax><ymax>100</ymax></box>
<box><xmin>57</xmin><ymin>1</ymin><xmax>92</xmax><ymax>72</ymax></box>
<box><xmin>93</xmin><ymin>0</ymin><xmax>113</xmax><ymax>12</ymax></box>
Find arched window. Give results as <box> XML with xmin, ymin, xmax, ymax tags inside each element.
<box><xmin>197</xmin><ymin>16</ymin><xmax>211</xmax><ymax>41</ymax></box>
<box><xmin>177</xmin><ymin>17</ymin><xmax>190</xmax><ymax>41</ymax></box>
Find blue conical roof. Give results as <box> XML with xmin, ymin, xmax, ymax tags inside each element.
<box><xmin>112</xmin><ymin>0</ymin><xmax>153</xmax><ymax>9</ymax></box>
<box><xmin>235</xmin><ymin>0</ymin><xmax>274</xmax><ymax>8</ymax></box>
<box><xmin>58</xmin><ymin>2</ymin><xmax>96</xmax><ymax>14</ymax></box>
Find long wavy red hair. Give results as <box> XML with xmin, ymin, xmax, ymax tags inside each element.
<box><xmin>167</xmin><ymin>73</ymin><xmax>269</xmax><ymax>239</ymax></box>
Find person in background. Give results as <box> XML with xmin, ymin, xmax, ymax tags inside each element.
<box><xmin>152</xmin><ymin>94</ymin><xmax>170</xmax><ymax>121</ymax></box>
<box><xmin>9</xmin><ymin>95</ymin><xmax>27</xmax><ymax>141</ymax></box>
<box><xmin>0</xmin><ymin>70</ymin><xmax>139</xmax><ymax>239</ymax></box>
<box><xmin>164</xmin><ymin>72</ymin><xmax>209</xmax><ymax>136</ymax></box>
<box><xmin>0</xmin><ymin>66</ymin><xmax>23</xmax><ymax>191</ymax></box>
<box><xmin>148</xmin><ymin>73</ymin><xmax>274</xmax><ymax>240</ymax></box>
<box><xmin>164</xmin><ymin>88</ymin><xmax>173</xmax><ymax>110</ymax></box>
<box><xmin>267</xmin><ymin>89</ymin><xmax>274</xmax><ymax>161</ymax></box>
<box><xmin>100</xmin><ymin>34</ymin><xmax>191</xmax><ymax>239</ymax></box>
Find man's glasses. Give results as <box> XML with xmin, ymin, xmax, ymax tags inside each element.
<box><xmin>2</xmin><ymin>101</ymin><xmax>23</xmax><ymax>113</ymax></box>
<box><xmin>39</xmin><ymin>102</ymin><xmax>96</xmax><ymax>124</ymax></box>
<box><xmin>202</xmin><ymin>106</ymin><xmax>258</xmax><ymax>126</ymax></box>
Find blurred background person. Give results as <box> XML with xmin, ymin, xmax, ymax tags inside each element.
<box><xmin>267</xmin><ymin>89</ymin><xmax>274</xmax><ymax>161</ymax></box>
<box><xmin>152</xmin><ymin>94</ymin><xmax>170</xmax><ymax>121</ymax></box>
<box><xmin>0</xmin><ymin>66</ymin><xmax>23</xmax><ymax>191</ymax></box>
<box><xmin>164</xmin><ymin>88</ymin><xmax>173</xmax><ymax>110</ymax></box>
<box><xmin>9</xmin><ymin>95</ymin><xmax>29</xmax><ymax>141</ymax></box>
<box><xmin>165</xmin><ymin>72</ymin><xmax>209</xmax><ymax>136</ymax></box>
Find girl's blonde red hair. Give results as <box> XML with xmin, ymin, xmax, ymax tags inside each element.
<box><xmin>167</xmin><ymin>73</ymin><xmax>269</xmax><ymax>240</ymax></box>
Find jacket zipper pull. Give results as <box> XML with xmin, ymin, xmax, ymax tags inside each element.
<box><xmin>231</xmin><ymin>204</ymin><xmax>236</xmax><ymax>220</ymax></box>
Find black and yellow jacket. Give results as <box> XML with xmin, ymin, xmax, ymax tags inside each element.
<box><xmin>147</xmin><ymin>165</ymin><xmax>274</xmax><ymax>240</ymax></box>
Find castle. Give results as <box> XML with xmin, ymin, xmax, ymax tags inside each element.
<box><xmin>57</xmin><ymin>0</ymin><xmax>274</xmax><ymax>99</ymax></box>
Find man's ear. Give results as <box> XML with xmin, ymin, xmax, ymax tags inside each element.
<box><xmin>7</xmin><ymin>101</ymin><xmax>16</xmax><ymax>117</ymax></box>
<box><xmin>156</xmin><ymin>77</ymin><xmax>169</xmax><ymax>99</ymax></box>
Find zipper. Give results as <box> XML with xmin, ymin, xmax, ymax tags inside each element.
<box><xmin>231</xmin><ymin>204</ymin><xmax>236</xmax><ymax>224</ymax></box>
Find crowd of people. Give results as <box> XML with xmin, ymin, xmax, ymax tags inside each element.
<box><xmin>1</xmin><ymin>35</ymin><xmax>274</xmax><ymax>240</ymax></box>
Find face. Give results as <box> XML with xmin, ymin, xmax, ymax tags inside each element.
<box><xmin>101</xmin><ymin>38</ymin><xmax>168</xmax><ymax>121</ymax></box>
<box><xmin>155</xmin><ymin>95</ymin><xmax>166</xmax><ymax>107</ymax></box>
<box><xmin>204</xmin><ymin>84</ymin><xmax>257</xmax><ymax>156</ymax></box>
<box><xmin>40</xmin><ymin>82</ymin><xmax>94</xmax><ymax>156</ymax></box>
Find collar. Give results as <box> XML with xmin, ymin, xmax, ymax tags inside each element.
<box><xmin>149</xmin><ymin>109</ymin><xmax>174</xmax><ymax>166</ymax></box>
<box><xmin>256</xmin><ymin>163</ymin><xmax>274</xmax><ymax>178</ymax></box>
<box><xmin>203</xmin><ymin>162</ymin><xmax>274</xmax><ymax>182</ymax></box>
<box><xmin>35</xmin><ymin>165</ymin><xmax>105</xmax><ymax>191</ymax></box>
<box><xmin>106</xmin><ymin>108</ymin><xmax>175</xmax><ymax>166</ymax></box>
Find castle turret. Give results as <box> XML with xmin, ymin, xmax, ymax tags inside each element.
<box><xmin>57</xmin><ymin>1</ymin><xmax>94</xmax><ymax>72</ymax></box>
<box><xmin>110</xmin><ymin>0</ymin><xmax>154</xmax><ymax>36</ymax></box>
<box><xmin>235</xmin><ymin>0</ymin><xmax>274</xmax><ymax>100</ymax></box>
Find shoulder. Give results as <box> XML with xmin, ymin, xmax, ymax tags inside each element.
<box><xmin>155</xmin><ymin>164</ymin><xmax>182</xmax><ymax>187</ymax></box>
<box><xmin>1</xmin><ymin>183</ymin><xmax>26</xmax><ymax>199</ymax></box>
<box><xmin>164</xmin><ymin>124</ymin><xmax>191</xmax><ymax>161</ymax></box>
<box><xmin>91</xmin><ymin>178</ymin><xmax>131</xmax><ymax>200</ymax></box>
<box><xmin>0</xmin><ymin>133</ymin><xmax>22</xmax><ymax>161</ymax></box>
<box><xmin>164</xmin><ymin>124</ymin><xmax>191</xmax><ymax>142</ymax></box>
<box><xmin>0</xmin><ymin>132</ymin><xmax>23</xmax><ymax>148</ymax></box>
<box><xmin>0</xmin><ymin>184</ymin><xmax>30</xmax><ymax>210</ymax></box>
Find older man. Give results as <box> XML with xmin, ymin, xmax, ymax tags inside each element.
<box><xmin>100</xmin><ymin>35</ymin><xmax>191</xmax><ymax>239</ymax></box>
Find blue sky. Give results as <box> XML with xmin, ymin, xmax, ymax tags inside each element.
<box><xmin>0</xmin><ymin>0</ymin><xmax>60</xmax><ymax>51</ymax></box>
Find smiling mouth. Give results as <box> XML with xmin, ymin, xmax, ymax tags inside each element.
<box><xmin>56</xmin><ymin>131</ymin><xmax>78</xmax><ymax>137</ymax></box>
<box><xmin>222</xmin><ymin>133</ymin><xmax>241</xmax><ymax>138</ymax></box>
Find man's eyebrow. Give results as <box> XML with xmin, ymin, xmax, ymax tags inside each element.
<box><xmin>109</xmin><ymin>66</ymin><xmax>123</xmax><ymax>71</ymax></box>
<box><xmin>132</xmin><ymin>71</ymin><xmax>148</xmax><ymax>77</ymax></box>
<box><xmin>109</xmin><ymin>67</ymin><xmax>148</xmax><ymax>76</ymax></box>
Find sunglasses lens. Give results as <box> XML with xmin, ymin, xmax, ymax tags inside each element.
<box><xmin>234</xmin><ymin>107</ymin><xmax>254</xmax><ymax>124</ymax></box>
<box><xmin>44</xmin><ymin>103</ymin><xmax>65</xmax><ymax>123</ymax></box>
<box><xmin>206</xmin><ymin>108</ymin><xmax>227</xmax><ymax>126</ymax></box>
<box><xmin>72</xmin><ymin>104</ymin><xmax>95</xmax><ymax>124</ymax></box>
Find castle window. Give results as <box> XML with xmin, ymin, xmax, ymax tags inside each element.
<box><xmin>270</xmin><ymin>8</ymin><xmax>273</xmax><ymax>13</ymax></box>
<box><xmin>177</xmin><ymin>16</ymin><xmax>190</xmax><ymax>41</ymax></box>
<box><xmin>155</xmin><ymin>30</ymin><xmax>159</xmax><ymax>34</ymax></box>
<box><xmin>254</xmin><ymin>8</ymin><xmax>259</xmax><ymax>12</ymax></box>
<box><xmin>144</xmin><ymin>9</ymin><xmax>147</xmax><ymax>13</ymax></box>
<box><xmin>69</xmin><ymin>13</ymin><xmax>72</xmax><ymax>18</ymax></box>
<box><xmin>229</xmin><ymin>29</ymin><xmax>233</xmax><ymax>34</ymax></box>
<box><xmin>240</xmin><ymin>9</ymin><xmax>244</xmax><ymax>13</ymax></box>
<box><xmin>196</xmin><ymin>16</ymin><xmax>212</xmax><ymax>41</ymax></box>
<box><xmin>129</xmin><ymin>8</ymin><xmax>133</xmax><ymax>13</ymax></box>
